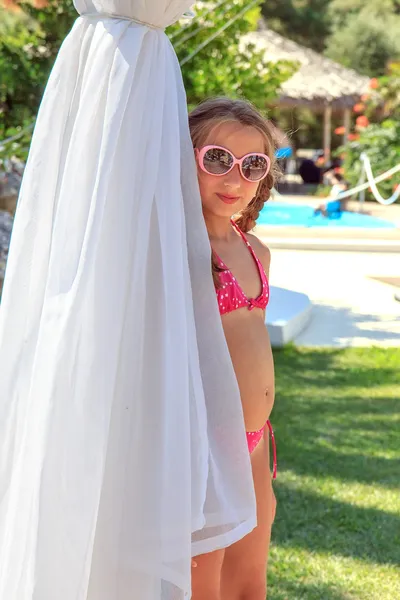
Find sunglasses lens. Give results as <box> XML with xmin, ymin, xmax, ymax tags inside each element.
<box><xmin>242</xmin><ymin>155</ymin><xmax>269</xmax><ymax>181</ymax></box>
<box><xmin>203</xmin><ymin>148</ymin><xmax>233</xmax><ymax>175</ymax></box>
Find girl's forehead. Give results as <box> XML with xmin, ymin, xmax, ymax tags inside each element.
<box><xmin>203</xmin><ymin>121</ymin><xmax>265</xmax><ymax>155</ymax></box>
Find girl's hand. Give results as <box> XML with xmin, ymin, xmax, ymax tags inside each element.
<box><xmin>191</xmin><ymin>559</ymin><xmax>197</xmax><ymax>568</ymax></box>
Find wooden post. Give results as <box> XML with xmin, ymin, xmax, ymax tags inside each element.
<box><xmin>323</xmin><ymin>104</ymin><xmax>332</xmax><ymax>163</ymax></box>
<box><xmin>343</xmin><ymin>107</ymin><xmax>351</xmax><ymax>144</ymax></box>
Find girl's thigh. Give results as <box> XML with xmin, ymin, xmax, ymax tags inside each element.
<box><xmin>191</xmin><ymin>548</ymin><xmax>225</xmax><ymax>600</ymax></box>
<box><xmin>221</xmin><ymin>436</ymin><xmax>275</xmax><ymax>599</ymax></box>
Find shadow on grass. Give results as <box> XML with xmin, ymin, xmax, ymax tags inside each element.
<box><xmin>277</xmin><ymin>394</ymin><xmax>400</xmax><ymax>421</ymax></box>
<box><xmin>269</xmin><ymin>577</ymin><xmax>354</xmax><ymax>600</ymax></box>
<box><xmin>272</xmin><ymin>389</ymin><xmax>400</xmax><ymax>487</ymax></box>
<box><xmin>272</xmin><ymin>484</ymin><xmax>400</xmax><ymax>567</ymax></box>
<box><xmin>276</xmin><ymin>437</ymin><xmax>400</xmax><ymax>487</ymax></box>
<box><xmin>268</xmin><ymin>347</ymin><xmax>400</xmax><ymax>598</ymax></box>
<box><xmin>273</xmin><ymin>346</ymin><xmax>400</xmax><ymax>389</ymax></box>
<box><xmin>271</xmin><ymin>347</ymin><xmax>400</xmax><ymax>487</ymax></box>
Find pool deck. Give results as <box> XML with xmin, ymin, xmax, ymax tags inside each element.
<box><xmin>258</xmin><ymin>195</ymin><xmax>400</xmax><ymax>347</ymax></box>
<box><xmin>268</xmin><ymin>249</ymin><xmax>400</xmax><ymax>347</ymax></box>
<box><xmin>257</xmin><ymin>194</ymin><xmax>400</xmax><ymax>252</ymax></box>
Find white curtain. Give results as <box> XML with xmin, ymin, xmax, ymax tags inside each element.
<box><xmin>0</xmin><ymin>2</ymin><xmax>256</xmax><ymax>600</ymax></box>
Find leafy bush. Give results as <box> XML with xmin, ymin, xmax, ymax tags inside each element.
<box><xmin>1</xmin><ymin>1</ymin><xmax>298</xmax><ymax>163</ymax></box>
<box><xmin>171</xmin><ymin>1</ymin><xmax>297</xmax><ymax>111</ymax></box>
<box><xmin>338</xmin><ymin>119</ymin><xmax>400</xmax><ymax>201</ymax></box>
<box><xmin>325</xmin><ymin>9</ymin><xmax>400</xmax><ymax>77</ymax></box>
<box><xmin>0</xmin><ymin>1</ymin><xmax>77</xmax><ymax>132</ymax></box>
<box><xmin>337</xmin><ymin>63</ymin><xmax>400</xmax><ymax>202</ymax></box>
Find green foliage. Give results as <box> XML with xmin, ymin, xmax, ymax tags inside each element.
<box><xmin>270</xmin><ymin>346</ymin><xmax>400</xmax><ymax>599</ymax></box>
<box><xmin>327</xmin><ymin>0</ymin><xmax>400</xmax><ymax>29</ymax></box>
<box><xmin>337</xmin><ymin>64</ymin><xmax>400</xmax><ymax>201</ymax></box>
<box><xmin>0</xmin><ymin>0</ymin><xmax>297</xmax><ymax>163</ymax></box>
<box><xmin>171</xmin><ymin>1</ymin><xmax>297</xmax><ymax>112</ymax></box>
<box><xmin>366</xmin><ymin>62</ymin><xmax>400</xmax><ymax>121</ymax></box>
<box><xmin>19</xmin><ymin>0</ymin><xmax>77</xmax><ymax>54</ymax></box>
<box><xmin>0</xmin><ymin>0</ymin><xmax>77</xmax><ymax>160</ymax></box>
<box><xmin>261</xmin><ymin>0</ymin><xmax>400</xmax><ymax>76</ymax></box>
<box><xmin>325</xmin><ymin>7</ymin><xmax>400</xmax><ymax>77</ymax></box>
<box><xmin>261</xmin><ymin>0</ymin><xmax>331</xmax><ymax>53</ymax></box>
<box><xmin>338</xmin><ymin>120</ymin><xmax>400</xmax><ymax>201</ymax></box>
<box><xmin>0</xmin><ymin>120</ymin><xmax>34</xmax><ymax>167</ymax></box>
<box><xmin>0</xmin><ymin>7</ymin><xmax>44</xmax><ymax>133</ymax></box>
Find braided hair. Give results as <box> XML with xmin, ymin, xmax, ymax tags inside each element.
<box><xmin>234</xmin><ymin>171</ymin><xmax>274</xmax><ymax>233</ymax></box>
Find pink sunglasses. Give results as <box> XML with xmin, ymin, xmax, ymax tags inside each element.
<box><xmin>196</xmin><ymin>145</ymin><xmax>271</xmax><ymax>182</ymax></box>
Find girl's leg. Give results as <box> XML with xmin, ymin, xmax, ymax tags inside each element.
<box><xmin>220</xmin><ymin>436</ymin><xmax>276</xmax><ymax>600</ymax></box>
<box><xmin>191</xmin><ymin>548</ymin><xmax>225</xmax><ymax>600</ymax></box>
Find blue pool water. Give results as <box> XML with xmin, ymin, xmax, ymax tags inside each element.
<box><xmin>257</xmin><ymin>202</ymin><xmax>396</xmax><ymax>229</ymax></box>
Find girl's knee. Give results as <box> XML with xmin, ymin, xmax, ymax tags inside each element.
<box><xmin>242</xmin><ymin>578</ymin><xmax>267</xmax><ymax>600</ymax></box>
<box><xmin>192</xmin><ymin>575</ymin><xmax>221</xmax><ymax>600</ymax></box>
<box><xmin>222</xmin><ymin>567</ymin><xmax>267</xmax><ymax>600</ymax></box>
<box><xmin>192</xmin><ymin>591</ymin><xmax>220</xmax><ymax>600</ymax></box>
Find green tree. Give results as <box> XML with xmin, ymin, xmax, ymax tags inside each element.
<box><xmin>338</xmin><ymin>65</ymin><xmax>400</xmax><ymax>201</ymax></box>
<box><xmin>261</xmin><ymin>0</ymin><xmax>331</xmax><ymax>53</ymax></box>
<box><xmin>1</xmin><ymin>0</ymin><xmax>297</xmax><ymax>161</ymax></box>
<box><xmin>0</xmin><ymin>7</ymin><xmax>42</xmax><ymax>135</ymax></box>
<box><xmin>260</xmin><ymin>0</ymin><xmax>400</xmax><ymax>76</ymax></box>
<box><xmin>327</xmin><ymin>0</ymin><xmax>400</xmax><ymax>28</ymax></box>
<box><xmin>0</xmin><ymin>0</ymin><xmax>76</xmax><ymax>138</ymax></box>
<box><xmin>325</xmin><ymin>5</ymin><xmax>400</xmax><ymax>76</ymax></box>
<box><xmin>373</xmin><ymin>62</ymin><xmax>400</xmax><ymax>120</ymax></box>
<box><xmin>172</xmin><ymin>1</ymin><xmax>296</xmax><ymax>111</ymax></box>
<box><xmin>339</xmin><ymin>120</ymin><xmax>400</xmax><ymax>201</ymax></box>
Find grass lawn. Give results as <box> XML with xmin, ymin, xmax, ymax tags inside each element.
<box><xmin>269</xmin><ymin>346</ymin><xmax>400</xmax><ymax>600</ymax></box>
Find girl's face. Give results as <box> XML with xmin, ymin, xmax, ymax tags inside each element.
<box><xmin>196</xmin><ymin>121</ymin><xmax>266</xmax><ymax>219</ymax></box>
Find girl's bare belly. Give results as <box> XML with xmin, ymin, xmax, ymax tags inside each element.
<box><xmin>222</xmin><ymin>308</ymin><xmax>275</xmax><ymax>431</ymax></box>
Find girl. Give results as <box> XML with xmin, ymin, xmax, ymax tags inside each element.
<box><xmin>189</xmin><ymin>97</ymin><xmax>278</xmax><ymax>600</ymax></box>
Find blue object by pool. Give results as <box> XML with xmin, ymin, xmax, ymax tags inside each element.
<box><xmin>257</xmin><ymin>202</ymin><xmax>396</xmax><ymax>229</ymax></box>
<box><xmin>275</xmin><ymin>147</ymin><xmax>292</xmax><ymax>159</ymax></box>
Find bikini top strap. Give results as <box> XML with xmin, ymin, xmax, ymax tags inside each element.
<box><xmin>230</xmin><ymin>218</ymin><xmax>249</xmax><ymax>243</ymax></box>
<box><xmin>230</xmin><ymin>219</ymin><xmax>269</xmax><ymax>290</ymax></box>
<box><xmin>230</xmin><ymin>219</ymin><xmax>259</xmax><ymax>263</ymax></box>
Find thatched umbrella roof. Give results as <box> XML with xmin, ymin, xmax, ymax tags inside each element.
<box><xmin>243</xmin><ymin>23</ymin><xmax>370</xmax><ymax>112</ymax></box>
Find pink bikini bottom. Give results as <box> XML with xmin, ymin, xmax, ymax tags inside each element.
<box><xmin>246</xmin><ymin>420</ymin><xmax>277</xmax><ymax>479</ymax></box>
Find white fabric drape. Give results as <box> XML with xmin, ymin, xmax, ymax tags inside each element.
<box><xmin>0</xmin><ymin>2</ymin><xmax>256</xmax><ymax>600</ymax></box>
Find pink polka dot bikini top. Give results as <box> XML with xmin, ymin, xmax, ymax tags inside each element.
<box><xmin>213</xmin><ymin>219</ymin><xmax>270</xmax><ymax>316</ymax></box>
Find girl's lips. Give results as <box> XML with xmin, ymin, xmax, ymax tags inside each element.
<box><xmin>216</xmin><ymin>193</ymin><xmax>240</xmax><ymax>205</ymax></box>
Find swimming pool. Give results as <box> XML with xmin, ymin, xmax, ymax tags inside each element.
<box><xmin>257</xmin><ymin>202</ymin><xmax>396</xmax><ymax>229</ymax></box>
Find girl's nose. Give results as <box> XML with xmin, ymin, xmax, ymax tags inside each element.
<box><xmin>224</xmin><ymin>164</ymin><xmax>241</xmax><ymax>189</ymax></box>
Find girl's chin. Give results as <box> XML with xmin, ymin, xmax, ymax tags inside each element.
<box><xmin>202</xmin><ymin>198</ymin><xmax>246</xmax><ymax>219</ymax></box>
<box><xmin>203</xmin><ymin>206</ymin><xmax>239</xmax><ymax>219</ymax></box>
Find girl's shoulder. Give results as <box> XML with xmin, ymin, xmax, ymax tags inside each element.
<box><xmin>246</xmin><ymin>232</ymin><xmax>271</xmax><ymax>277</ymax></box>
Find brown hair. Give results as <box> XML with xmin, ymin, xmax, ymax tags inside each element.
<box><xmin>188</xmin><ymin>97</ymin><xmax>278</xmax><ymax>286</ymax></box>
